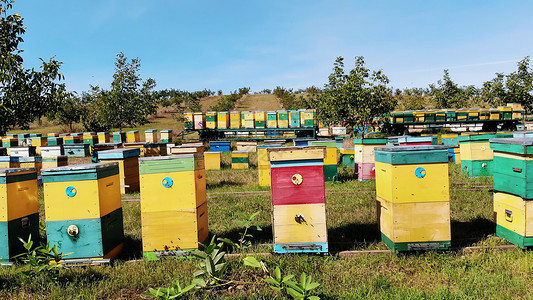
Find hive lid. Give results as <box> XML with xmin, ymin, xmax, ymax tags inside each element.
<box><xmin>512</xmin><ymin>131</ymin><xmax>533</xmax><ymax>138</ymax></box>
<box><xmin>144</xmin><ymin>129</ymin><xmax>157</xmax><ymax>133</ymax></box>
<box><xmin>42</xmin><ymin>162</ymin><xmax>117</xmax><ymax>173</ymax></box>
<box><xmin>458</xmin><ymin>133</ymin><xmax>511</xmax><ymax>142</ymax></box>
<box><xmin>257</xmin><ymin>144</ymin><xmax>283</xmax><ymax>149</ymax></box>
<box><xmin>353</xmin><ymin>138</ymin><xmax>388</xmax><ymax>145</ymax></box>
<box><xmin>97</xmin><ymin>148</ymin><xmax>141</xmax><ymax>159</ymax></box>
<box><xmin>0</xmin><ymin>156</ymin><xmax>20</xmax><ymax>162</ymax></box>
<box><xmin>374</xmin><ymin>145</ymin><xmax>449</xmax><ymax>164</ymax></box>
<box><xmin>308</xmin><ymin>140</ymin><xmax>337</xmax><ymax>148</ymax></box>
<box><xmin>139</xmin><ymin>153</ymin><xmax>199</xmax><ymax>161</ymax></box>
<box><xmin>490</xmin><ymin>138</ymin><xmax>533</xmax><ymax>155</ymax></box>
<box><xmin>0</xmin><ymin>167</ymin><xmax>36</xmax><ymax>176</ymax></box>
<box><xmin>139</xmin><ymin>154</ymin><xmax>202</xmax><ymax>174</ymax></box>
<box><xmin>267</xmin><ymin>146</ymin><xmax>326</xmax><ymax>162</ymax></box>
<box><xmin>41</xmin><ymin>162</ymin><xmax>119</xmax><ymax>182</ymax></box>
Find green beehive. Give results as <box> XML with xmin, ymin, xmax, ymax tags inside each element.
<box><xmin>277</xmin><ymin>111</ymin><xmax>289</xmax><ymax>128</ymax></box>
<box><xmin>289</xmin><ymin>110</ymin><xmax>300</xmax><ymax>128</ymax></box>
<box><xmin>459</xmin><ymin>133</ymin><xmax>512</xmax><ymax>177</ymax></box>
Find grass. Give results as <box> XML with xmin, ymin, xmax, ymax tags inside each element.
<box><xmin>1</xmin><ymin>159</ymin><xmax>532</xmax><ymax>299</ymax></box>
<box><xmin>235</xmin><ymin>94</ymin><xmax>283</xmax><ymax>111</ymax></box>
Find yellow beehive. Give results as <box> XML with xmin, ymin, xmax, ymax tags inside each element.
<box><xmin>19</xmin><ymin>157</ymin><xmax>42</xmax><ymax>174</ymax></box>
<box><xmin>170</xmin><ymin>145</ymin><xmax>205</xmax><ymax>155</ymax></box>
<box><xmin>184</xmin><ymin>112</ymin><xmax>194</xmax><ymax>129</ymax></box>
<box><xmin>144</xmin><ymin>130</ymin><xmax>158</xmax><ymax>143</ymax></box>
<box><xmin>232</xmin><ymin>151</ymin><xmax>249</xmax><ymax>169</ymax></box>
<box><xmin>257</xmin><ymin>144</ymin><xmax>283</xmax><ymax>186</ymax></box>
<box><xmin>277</xmin><ymin>111</ymin><xmax>289</xmax><ymax>128</ymax></box>
<box><xmin>206</xmin><ymin>112</ymin><xmax>217</xmax><ymax>129</ymax></box>
<box><xmin>493</xmin><ymin>192</ymin><xmax>533</xmax><ymax>248</ymax></box>
<box><xmin>97</xmin><ymin>132</ymin><xmax>110</xmax><ymax>144</ymax></box>
<box><xmin>124</xmin><ymin>142</ymin><xmax>147</xmax><ymax>157</ymax></box>
<box><xmin>267</xmin><ymin>111</ymin><xmax>278</xmax><ymax>128</ymax></box>
<box><xmin>0</xmin><ymin>156</ymin><xmax>20</xmax><ymax>168</ymax></box>
<box><xmin>126</xmin><ymin>131</ymin><xmax>140</xmax><ymax>143</ymax></box>
<box><xmin>230</xmin><ymin>111</ymin><xmax>241</xmax><ymax>129</ymax></box>
<box><xmin>139</xmin><ymin>154</ymin><xmax>208</xmax><ymax>260</ymax></box>
<box><xmin>272</xmin><ymin>203</ymin><xmax>327</xmax><ymax>244</ymax></box>
<box><xmin>236</xmin><ymin>141</ymin><xmax>257</xmax><ymax>152</ymax></box>
<box><xmin>97</xmin><ymin>148</ymin><xmax>140</xmax><ymax>194</ymax></box>
<box><xmin>241</xmin><ymin>111</ymin><xmax>255</xmax><ymax>128</ymax></box>
<box><xmin>217</xmin><ymin>112</ymin><xmax>230</xmax><ymax>129</ymax></box>
<box><xmin>42</xmin><ymin>156</ymin><xmax>68</xmax><ymax>169</ymax></box>
<box><xmin>160</xmin><ymin>130</ymin><xmax>173</xmax><ymax>143</ymax></box>
<box><xmin>204</xmin><ymin>152</ymin><xmax>221</xmax><ymax>170</ymax></box>
<box><xmin>47</xmin><ymin>133</ymin><xmax>59</xmax><ymax>137</ymax></box>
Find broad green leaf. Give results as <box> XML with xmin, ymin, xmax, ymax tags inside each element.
<box><xmin>243</xmin><ymin>256</ymin><xmax>261</xmax><ymax>268</ymax></box>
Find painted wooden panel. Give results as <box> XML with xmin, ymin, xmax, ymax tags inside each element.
<box><xmin>209</xmin><ymin>141</ymin><xmax>231</xmax><ymax>152</ymax></box>
<box><xmin>323</xmin><ymin>147</ymin><xmax>338</xmax><ymax>165</ymax></box>
<box><xmin>139</xmin><ymin>155</ymin><xmax>203</xmax><ymax>174</ymax></box>
<box><xmin>461</xmin><ymin>159</ymin><xmax>493</xmax><ymax>177</ymax></box>
<box><xmin>193</xmin><ymin>112</ymin><xmax>206</xmax><ymax>129</ymax></box>
<box><xmin>98</xmin><ymin>157</ymin><xmax>139</xmax><ymax>193</ymax></box>
<box><xmin>272</xmin><ymin>203</ymin><xmax>327</xmax><ymax>244</ymax></box>
<box><xmin>97</xmin><ymin>132</ymin><xmax>110</xmax><ymax>144</ymax></box>
<box><xmin>268</xmin><ymin>147</ymin><xmax>326</xmax><ymax>162</ymax></box>
<box><xmin>204</xmin><ymin>152</ymin><xmax>221</xmax><ymax>170</ymax></box>
<box><xmin>42</xmin><ymin>156</ymin><xmax>68</xmax><ymax>169</ymax></box>
<box><xmin>160</xmin><ymin>130</ymin><xmax>173</xmax><ymax>143</ymax></box>
<box><xmin>375</xmin><ymin>161</ymin><xmax>449</xmax><ymax>203</ymax></box>
<box><xmin>0</xmin><ymin>213</ymin><xmax>39</xmax><ymax>262</ymax></box>
<box><xmin>170</xmin><ymin>145</ymin><xmax>205</xmax><ymax>155</ymax></box>
<box><xmin>460</xmin><ymin>142</ymin><xmax>493</xmax><ymax>161</ymax></box>
<box><xmin>217</xmin><ymin>112</ymin><xmax>230</xmax><ymax>129</ymax></box>
<box><xmin>140</xmin><ymin>170</ymin><xmax>206</xmax><ymax>212</ymax></box>
<box><xmin>379</xmin><ymin>198</ymin><xmax>450</xmax><ymax>244</ymax></box>
<box><xmin>64</xmin><ymin>144</ymin><xmax>90</xmax><ymax>157</ymax></box>
<box><xmin>271</xmin><ymin>165</ymin><xmax>325</xmax><ymax>205</ymax></box>
<box><xmin>141</xmin><ymin>203</ymin><xmax>208</xmax><ymax>252</ymax></box>
<box><xmin>46</xmin><ymin>208</ymin><xmax>124</xmax><ymax>260</ymax></box>
<box><xmin>40</xmin><ymin>146</ymin><xmax>64</xmax><ymax>156</ymax></box>
<box><xmin>493</xmin><ymin>153</ymin><xmax>533</xmax><ymax>198</ymax></box>
<box><xmin>258</xmin><ymin>165</ymin><xmax>271</xmax><ymax>186</ymax></box>
<box><xmin>493</xmin><ymin>192</ymin><xmax>533</xmax><ymax>237</ymax></box>
<box><xmin>230</xmin><ymin>111</ymin><xmax>241</xmax><ymax>128</ymax></box>
<box><xmin>357</xmin><ymin>162</ymin><xmax>376</xmax><ymax>181</ymax></box>
<box><xmin>44</xmin><ymin>174</ymin><xmax>121</xmax><ymax>221</ymax></box>
<box><xmin>0</xmin><ymin>170</ymin><xmax>38</xmax><ymax>222</ymax></box>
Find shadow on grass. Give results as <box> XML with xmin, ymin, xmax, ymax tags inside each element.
<box><xmin>451</xmin><ymin>217</ymin><xmax>494</xmax><ymax>248</ymax></box>
<box><xmin>336</xmin><ymin>167</ymin><xmax>356</xmax><ymax>182</ymax></box>
<box><xmin>207</xmin><ymin>180</ymin><xmax>248</xmax><ymax>189</ymax></box>
<box><xmin>117</xmin><ymin>235</ymin><xmax>143</xmax><ymax>260</ymax></box>
<box><xmin>327</xmin><ymin>222</ymin><xmax>381</xmax><ymax>252</ymax></box>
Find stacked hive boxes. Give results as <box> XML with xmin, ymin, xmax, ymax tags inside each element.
<box><xmin>160</xmin><ymin>130</ymin><xmax>172</xmax><ymax>143</ymax></box>
<box><xmin>217</xmin><ymin>112</ymin><xmax>230</xmax><ymax>129</ymax></box>
<box><xmin>139</xmin><ymin>154</ymin><xmax>208</xmax><ymax>260</ymax></box>
<box><xmin>83</xmin><ymin>134</ymin><xmax>98</xmax><ymax>146</ymax></box>
<box><xmin>241</xmin><ymin>112</ymin><xmax>254</xmax><ymax>129</ymax></box>
<box><xmin>18</xmin><ymin>157</ymin><xmax>42</xmax><ymax>174</ymax></box>
<box><xmin>47</xmin><ymin>136</ymin><xmax>63</xmax><ymax>146</ymax></box>
<box><xmin>302</xmin><ymin>110</ymin><xmax>315</xmax><ymax>127</ymax></box>
<box><xmin>353</xmin><ymin>138</ymin><xmax>387</xmax><ymax>181</ymax></box>
<box><xmin>206</xmin><ymin>112</ymin><xmax>217</xmax><ymax>129</ymax></box>
<box><xmin>143</xmin><ymin>143</ymin><xmax>168</xmax><ymax>157</ymax></box>
<box><xmin>31</xmin><ymin>136</ymin><xmax>47</xmax><ymax>155</ymax></box>
<box><xmin>441</xmin><ymin>134</ymin><xmax>459</xmax><ymax>163</ymax></box>
<box><xmin>267</xmin><ymin>111</ymin><xmax>277</xmax><ymax>128</ymax></box>
<box><xmin>64</xmin><ymin>143</ymin><xmax>90</xmax><ymax>158</ymax></box>
<box><xmin>459</xmin><ymin>133</ymin><xmax>511</xmax><ymax>177</ymax></box>
<box><xmin>257</xmin><ymin>144</ymin><xmax>283</xmax><ymax>186</ymax></box>
<box><xmin>232</xmin><ymin>151</ymin><xmax>249</xmax><ymax>169</ymax></box>
<box><xmin>268</xmin><ymin>146</ymin><xmax>328</xmax><ymax>253</ymax></box>
<box><xmin>277</xmin><ymin>111</ymin><xmax>289</xmax><ymax>128</ymax></box>
<box><xmin>126</xmin><ymin>130</ymin><xmax>140</xmax><ymax>143</ymax></box>
<box><xmin>17</xmin><ymin>133</ymin><xmax>29</xmax><ymax>146</ymax></box>
<box><xmin>184</xmin><ymin>113</ymin><xmax>194</xmax><ymax>129</ymax></box>
<box><xmin>2</xmin><ymin>137</ymin><xmax>18</xmax><ymax>148</ymax></box>
<box><xmin>97</xmin><ymin>132</ymin><xmax>110</xmax><ymax>144</ymax></box>
<box><xmin>289</xmin><ymin>110</ymin><xmax>300</xmax><ymax>128</ymax></box>
<box><xmin>194</xmin><ymin>112</ymin><xmax>206</xmax><ymax>130</ymax></box>
<box><xmin>97</xmin><ymin>148</ymin><xmax>140</xmax><ymax>194</ymax></box>
<box><xmin>375</xmin><ymin>146</ymin><xmax>451</xmax><ymax>252</ymax></box>
<box><xmin>42</xmin><ymin>163</ymin><xmax>124</xmax><ymax>261</ymax></box>
<box><xmin>308</xmin><ymin>140</ymin><xmax>337</xmax><ymax>181</ymax></box>
<box><xmin>255</xmin><ymin>111</ymin><xmax>266</xmax><ymax>128</ymax></box>
<box><xmin>64</xmin><ymin>135</ymin><xmax>82</xmax><ymax>144</ymax></box>
<box><xmin>490</xmin><ymin>138</ymin><xmax>533</xmax><ymax>248</ymax></box>
<box><xmin>145</xmin><ymin>130</ymin><xmax>158</xmax><ymax>143</ymax></box>
<box><xmin>230</xmin><ymin>111</ymin><xmax>241</xmax><ymax>129</ymax></box>
<box><xmin>0</xmin><ymin>168</ymin><xmax>39</xmax><ymax>262</ymax></box>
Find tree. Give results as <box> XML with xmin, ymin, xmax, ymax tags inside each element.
<box><xmin>47</xmin><ymin>92</ymin><xmax>86</xmax><ymax>132</ymax></box>
<box><xmin>90</xmin><ymin>52</ymin><xmax>157</xmax><ymax>131</ymax></box>
<box><xmin>506</xmin><ymin>56</ymin><xmax>533</xmax><ymax>112</ymax></box>
<box><xmin>429</xmin><ymin>70</ymin><xmax>472</xmax><ymax>109</ymax></box>
<box><xmin>305</xmin><ymin>56</ymin><xmax>395</xmax><ymax>131</ymax></box>
<box><xmin>0</xmin><ymin>0</ymin><xmax>65</xmax><ymax>135</ymax></box>
<box><xmin>480</xmin><ymin>73</ymin><xmax>506</xmax><ymax>107</ymax></box>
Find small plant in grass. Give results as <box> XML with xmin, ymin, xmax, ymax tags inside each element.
<box><xmin>13</xmin><ymin>234</ymin><xmax>71</xmax><ymax>280</ymax></box>
<box><xmin>145</xmin><ymin>279</ymin><xmax>196</xmax><ymax>300</ymax></box>
<box><xmin>218</xmin><ymin>211</ymin><xmax>262</xmax><ymax>251</ymax></box>
<box><xmin>191</xmin><ymin>236</ymin><xmax>229</xmax><ymax>286</ymax></box>
<box><xmin>243</xmin><ymin>256</ymin><xmax>321</xmax><ymax>300</ymax></box>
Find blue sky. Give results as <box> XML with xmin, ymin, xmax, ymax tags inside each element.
<box><xmin>13</xmin><ymin>1</ymin><xmax>533</xmax><ymax>94</ymax></box>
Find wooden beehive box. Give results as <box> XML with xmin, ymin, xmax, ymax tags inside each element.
<box><xmin>231</xmin><ymin>151</ymin><xmax>249</xmax><ymax>169</ymax></box>
<box><xmin>41</xmin><ymin>163</ymin><xmax>123</xmax><ymax>261</ymax></box>
<box><xmin>493</xmin><ymin>191</ymin><xmax>533</xmax><ymax>248</ymax></box>
<box><xmin>64</xmin><ymin>144</ymin><xmax>90</xmax><ymax>157</ymax></box>
<box><xmin>217</xmin><ymin>112</ymin><xmax>230</xmax><ymax>129</ymax></box>
<box><xmin>267</xmin><ymin>111</ymin><xmax>277</xmax><ymax>128</ymax></box>
<box><xmin>144</xmin><ymin>129</ymin><xmax>158</xmax><ymax>143</ymax></box>
<box><xmin>230</xmin><ymin>111</ymin><xmax>241</xmax><ymax>129</ymax></box>
<box><xmin>236</xmin><ymin>141</ymin><xmax>257</xmax><ymax>152</ymax></box>
<box><xmin>374</xmin><ymin>145</ymin><xmax>451</xmax><ymax>252</ymax></box>
<box><xmin>459</xmin><ymin>133</ymin><xmax>511</xmax><ymax>177</ymax></box>
<box><xmin>0</xmin><ymin>168</ymin><xmax>39</xmax><ymax>262</ymax></box>
<box><xmin>353</xmin><ymin>138</ymin><xmax>387</xmax><ymax>181</ymax></box>
<box><xmin>47</xmin><ymin>137</ymin><xmax>63</xmax><ymax>146</ymax></box>
<box><xmin>113</xmin><ymin>131</ymin><xmax>126</xmax><ymax>143</ymax></box>
<box><xmin>42</xmin><ymin>156</ymin><xmax>68</xmax><ymax>169</ymax></box>
<box><xmin>204</xmin><ymin>152</ymin><xmax>221</xmax><ymax>170</ymax></box>
<box><xmin>268</xmin><ymin>146</ymin><xmax>328</xmax><ymax>254</ymax></box>
<box><xmin>257</xmin><ymin>144</ymin><xmax>283</xmax><ymax>186</ymax></box>
<box><xmin>63</xmin><ymin>135</ymin><xmax>82</xmax><ymax>145</ymax></box>
<box><xmin>97</xmin><ymin>132</ymin><xmax>110</xmax><ymax>144</ymax></box>
<box><xmin>97</xmin><ymin>148</ymin><xmax>140</xmax><ymax>194</ymax></box>
<box><xmin>9</xmin><ymin>146</ymin><xmax>36</xmax><ymax>157</ymax></box>
<box><xmin>143</xmin><ymin>143</ymin><xmax>167</xmax><ymax>157</ymax></box>
<box><xmin>160</xmin><ymin>130</ymin><xmax>173</xmax><ymax>143</ymax></box>
<box><xmin>2</xmin><ymin>138</ymin><xmax>18</xmax><ymax>148</ymax></box>
<box><xmin>18</xmin><ymin>156</ymin><xmax>42</xmax><ymax>174</ymax></box>
<box><xmin>206</xmin><ymin>112</ymin><xmax>217</xmax><ymax>129</ymax></box>
<box><xmin>126</xmin><ymin>130</ymin><xmax>140</xmax><ymax>143</ymax></box>
<box><xmin>170</xmin><ymin>145</ymin><xmax>205</xmax><ymax>155</ymax></box>
<box><xmin>277</xmin><ymin>111</ymin><xmax>288</xmax><ymax>128</ymax></box>
<box><xmin>139</xmin><ymin>154</ymin><xmax>208</xmax><ymax>260</ymax></box>
<box><xmin>83</xmin><ymin>135</ymin><xmax>98</xmax><ymax>146</ymax></box>
<box><xmin>209</xmin><ymin>141</ymin><xmax>231</xmax><ymax>152</ymax></box>
<box><xmin>0</xmin><ymin>156</ymin><xmax>20</xmax><ymax>168</ymax></box>
<box><xmin>340</xmin><ymin>147</ymin><xmax>355</xmax><ymax>166</ymax></box>
<box><xmin>40</xmin><ymin>145</ymin><xmax>64</xmax><ymax>157</ymax></box>
<box><xmin>255</xmin><ymin>111</ymin><xmax>267</xmax><ymax>128</ymax></box>
<box><xmin>308</xmin><ymin>140</ymin><xmax>337</xmax><ymax>181</ymax></box>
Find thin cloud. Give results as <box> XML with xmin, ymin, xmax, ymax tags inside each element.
<box><xmin>413</xmin><ymin>59</ymin><xmax>520</xmax><ymax>73</ymax></box>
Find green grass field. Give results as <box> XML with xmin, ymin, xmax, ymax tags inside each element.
<box><xmin>1</xmin><ymin>157</ymin><xmax>532</xmax><ymax>299</ymax></box>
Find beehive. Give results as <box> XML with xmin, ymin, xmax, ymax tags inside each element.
<box><xmin>205</xmin><ymin>112</ymin><xmax>217</xmax><ymax>129</ymax></box>
<box><xmin>241</xmin><ymin>111</ymin><xmax>255</xmax><ymax>129</ymax></box>
<box><xmin>513</xmin><ymin>131</ymin><xmax>533</xmax><ymax>138</ymax></box>
<box><xmin>31</xmin><ymin>137</ymin><xmax>47</xmax><ymax>154</ymax></box>
<box><xmin>2</xmin><ymin>138</ymin><xmax>18</xmax><ymax>148</ymax></box>
<box><xmin>18</xmin><ymin>156</ymin><xmax>42</xmax><ymax>174</ymax></box>
<box><xmin>277</xmin><ymin>111</ymin><xmax>289</xmax><ymax>128</ymax></box>
<box><xmin>217</xmin><ymin>112</ymin><xmax>229</xmax><ymax>129</ymax></box>
<box><xmin>97</xmin><ymin>132</ymin><xmax>110</xmax><ymax>144</ymax></box>
<box><xmin>143</xmin><ymin>143</ymin><xmax>168</xmax><ymax>157</ymax></box>
<box><xmin>257</xmin><ymin>144</ymin><xmax>283</xmax><ymax>186</ymax></box>
<box><xmin>0</xmin><ymin>168</ymin><xmax>39</xmax><ymax>262</ymax></box>
<box><xmin>236</xmin><ymin>141</ymin><xmax>257</xmax><ymax>152</ymax></box>
<box><xmin>47</xmin><ymin>137</ymin><xmax>63</xmax><ymax>146</ymax></box>
<box><xmin>204</xmin><ymin>152</ymin><xmax>222</xmax><ymax>170</ymax></box>
<box><xmin>90</xmin><ymin>143</ymin><xmax>123</xmax><ymax>163</ymax></box>
<box><xmin>194</xmin><ymin>112</ymin><xmax>206</xmax><ymax>130</ymax></box>
<box><xmin>83</xmin><ymin>135</ymin><xmax>98</xmax><ymax>146</ymax></box>
<box><xmin>230</xmin><ymin>111</ymin><xmax>241</xmax><ymax>129</ymax></box>
<box><xmin>288</xmin><ymin>110</ymin><xmax>300</xmax><ymax>128</ymax></box>
<box><xmin>209</xmin><ymin>141</ymin><xmax>231</xmax><ymax>152</ymax></box>
<box><xmin>83</xmin><ymin>132</ymin><xmax>96</xmax><ymax>138</ymax></box>
<box><xmin>397</xmin><ymin>136</ymin><xmax>433</xmax><ymax>146</ymax></box>
<box><xmin>498</xmin><ymin>106</ymin><xmax>513</xmax><ymax>120</ymax></box>
<box><xmin>160</xmin><ymin>130</ymin><xmax>173</xmax><ymax>143</ymax></box>
<box><xmin>42</xmin><ymin>163</ymin><xmax>124</xmax><ymax>261</ymax></box>
<box><xmin>17</xmin><ymin>133</ymin><xmax>29</xmax><ymax>146</ymax></box>
<box><xmin>340</xmin><ymin>148</ymin><xmax>355</xmax><ymax>166</ymax></box>
<box><xmin>144</xmin><ymin>129</ymin><xmax>158</xmax><ymax>143</ymax></box>
<box><xmin>126</xmin><ymin>130</ymin><xmax>140</xmax><ymax>143</ymax></box>
<box><xmin>375</xmin><ymin>145</ymin><xmax>451</xmax><ymax>252</ymax></box>
<box><xmin>459</xmin><ymin>133</ymin><xmax>511</xmax><ymax>177</ymax></box>
<box><xmin>8</xmin><ymin>146</ymin><xmax>36</xmax><ymax>158</ymax></box>
<box><xmin>97</xmin><ymin>148</ymin><xmax>140</xmax><ymax>194</ymax></box>
<box><xmin>302</xmin><ymin>110</ymin><xmax>315</xmax><ymax>127</ymax></box>
<box><xmin>0</xmin><ymin>156</ymin><xmax>20</xmax><ymax>168</ymax></box>
<box><xmin>335</xmin><ymin>137</ymin><xmax>344</xmax><ymax>150</ymax></box>
<box><xmin>170</xmin><ymin>145</ymin><xmax>205</xmax><ymax>155</ymax></box>
<box><xmin>353</xmin><ymin>138</ymin><xmax>387</xmax><ymax>181</ymax></box>
<box><xmin>493</xmin><ymin>192</ymin><xmax>533</xmax><ymax>248</ymax></box>
<box><xmin>64</xmin><ymin>135</ymin><xmax>82</xmax><ymax>144</ymax></box>
<box><xmin>441</xmin><ymin>134</ymin><xmax>459</xmax><ymax>146</ymax></box>
<box><xmin>184</xmin><ymin>112</ymin><xmax>194</xmax><ymax>129</ymax></box>
<box><xmin>42</xmin><ymin>156</ymin><xmax>68</xmax><ymax>169</ymax></box>
<box><xmin>454</xmin><ymin>147</ymin><xmax>461</xmax><ymax>164</ymax></box>
<box><xmin>308</xmin><ymin>140</ymin><xmax>337</xmax><ymax>181</ymax></box>
<box><xmin>64</xmin><ymin>144</ymin><xmax>90</xmax><ymax>157</ymax></box>
<box><xmin>113</xmin><ymin>131</ymin><xmax>127</xmax><ymax>144</ymax></box>
<box><xmin>254</xmin><ymin>111</ymin><xmax>267</xmax><ymax>128</ymax></box>
<box><xmin>267</xmin><ymin>111</ymin><xmax>277</xmax><ymax>128</ymax></box>
<box><xmin>232</xmin><ymin>151</ymin><xmax>249</xmax><ymax>169</ymax></box>
<box><xmin>123</xmin><ymin>142</ymin><xmax>147</xmax><ymax>156</ymax></box>
<box><xmin>268</xmin><ymin>146</ymin><xmax>328</xmax><ymax>253</ymax></box>
<box><xmin>293</xmin><ymin>139</ymin><xmax>315</xmax><ymax>147</ymax></box>
<box><xmin>139</xmin><ymin>154</ymin><xmax>208</xmax><ymax>260</ymax></box>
